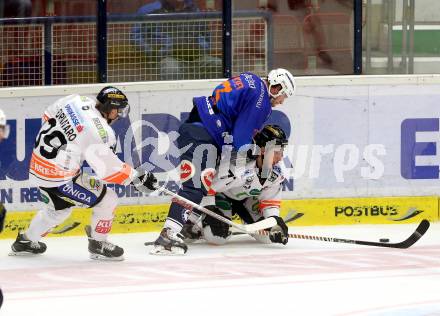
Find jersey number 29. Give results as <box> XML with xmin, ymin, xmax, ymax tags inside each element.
<box><xmin>34</xmin><ymin>118</ymin><xmax>67</xmax><ymax>159</ymax></box>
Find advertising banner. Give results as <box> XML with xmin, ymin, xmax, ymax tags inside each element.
<box><xmin>1</xmin><ymin>76</ymin><xmax>440</xmax><ymax>216</ymax></box>
<box><xmin>281</xmin><ymin>196</ymin><xmax>438</xmax><ymax>226</ymax></box>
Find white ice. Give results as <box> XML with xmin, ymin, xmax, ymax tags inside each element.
<box><xmin>0</xmin><ymin>222</ymin><xmax>439</xmax><ymax>316</ymax></box>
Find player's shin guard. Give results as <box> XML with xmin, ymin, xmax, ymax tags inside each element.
<box><xmin>27</xmin><ymin>207</ymin><xmax>73</xmax><ymax>241</ymax></box>
<box><xmin>90</xmin><ymin>189</ymin><xmax>117</xmax><ymax>240</ymax></box>
<box><xmin>86</xmin><ymin>190</ymin><xmax>123</xmax><ymax>261</ymax></box>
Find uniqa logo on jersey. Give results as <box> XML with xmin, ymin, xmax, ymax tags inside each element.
<box><xmin>60</xmin><ymin>183</ymin><xmax>94</xmax><ymax>206</ymax></box>
<box><xmin>59</xmin><ymin>183</ymin><xmax>97</xmax><ymax>206</ymax></box>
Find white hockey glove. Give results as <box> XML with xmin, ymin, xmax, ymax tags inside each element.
<box><xmin>268</xmin><ymin>216</ymin><xmax>288</xmax><ymax>245</ymax></box>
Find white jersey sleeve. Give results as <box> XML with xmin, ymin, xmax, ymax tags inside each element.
<box><xmin>257</xmin><ymin>164</ymin><xmax>284</xmax><ymax>218</ymax></box>
<box><xmin>83</xmin><ymin>140</ymin><xmax>137</xmax><ymax>185</ymax></box>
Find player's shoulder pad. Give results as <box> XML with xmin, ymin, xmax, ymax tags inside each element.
<box><xmin>78</xmin><ymin>95</ymin><xmax>96</xmax><ymax>104</ymax></box>
<box><xmin>232</xmin><ymin>159</ymin><xmax>257</xmax><ymax>177</ymax></box>
<box><xmin>242</xmin><ymin>167</ymin><xmax>257</xmax><ymax>180</ymax></box>
<box><xmin>52</xmin><ymin>94</ymin><xmax>78</xmax><ymax>107</ymax></box>
<box><xmin>267</xmin><ymin>164</ymin><xmax>285</xmax><ymax>184</ymax></box>
<box><xmin>62</xmin><ymin>94</ymin><xmax>94</xmax><ymax>110</ymax></box>
<box><xmin>89</xmin><ymin>115</ymin><xmax>115</xmax><ymax>146</ymax></box>
<box><xmin>240</xmin><ymin>72</ymin><xmax>261</xmax><ymax>90</ymax></box>
<box><xmin>228</xmin><ymin>167</ymin><xmax>256</xmax><ymax>186</ymax></box>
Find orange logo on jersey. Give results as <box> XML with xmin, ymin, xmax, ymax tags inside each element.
<box><xmin>30</xmin><ymin>153</ymin><xmax>79</xmax><ymax>180</ymax></box>
<box><xmin>180</xmin><ymin>160</ymin><xmax>195</xmax><ymax>182</ymax></box>
<box><xmin>215</xmin><ymin>80</ymin><xmax>232</xmax><ymax>103</ymax></box>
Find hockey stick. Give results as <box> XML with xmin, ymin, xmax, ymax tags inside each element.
<box><xmin>158</xmin><ymin>187</ymin><xmax>277</xmax><ymax>233</ymax></box>
<box><xmin>52</xmin><ymin>221</ymin><xmax>81</xmax><ymax>234</ymax></box>
<box><xmin>230</xmin><ymin>210</ymin><xmax>303</xmax><ymax>236</ymax></box>
<box><xmin>234</xmin><ymin>219</ymin><xmax>430</xmax><ymax>249</ymax></box>
<box><xmin>144</xmin><ymin>210</ymin><xmax>302</xmax><ymax>246</ymax></box>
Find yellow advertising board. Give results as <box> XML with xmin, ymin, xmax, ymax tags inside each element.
<box><xmin>281</xmin><ymin>196</ymin><xmax>438</xmax><ymax>226</ymax></box>
<box><xmin>1</xmin><ymin>196</ymin><xmax>438</xmax><ymax>239</ymax></box>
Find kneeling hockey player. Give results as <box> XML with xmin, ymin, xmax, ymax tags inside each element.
<box><xmin>182</xmin><ymin>124</ymin><xmax>290</xmax><ymax>245</ymax></box>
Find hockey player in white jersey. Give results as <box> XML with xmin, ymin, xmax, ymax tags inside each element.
<box><xmin>10</xmin><ymin>86</ymin><xmax>157</xmax><ymax>260</ymax></box>
<box><xmin>182</xmin><ymin>125</ymin><xmax>289</xmax><ymax>245</ymax></box>
<box><xmin>0</xmin><ymin>109</ymin><xmax>9</xmax><ymax>234</ymax></box>
<box><xmin>0</xmin><ymin>109</ymin><xmax>9</xmax><ymax>143</ymax></box>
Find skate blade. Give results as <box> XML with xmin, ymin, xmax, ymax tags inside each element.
<box><xmin>89</xmin><ymin>253</ymin><xmax>124</xmax><ymax>261</ymax></box>
<box><xmin>149</xmin><ymin>245</ymin><xmax>186</xmax><ymax>256</ymax></box>
<box><xmin>8</xmin><ymin>251</ymin><xmax>43</xmax><ymax>256</ymax></box>
<box><xmin>183</xmin><ymin>238</ymin><xmax>199</xmax><ymax>244</ymax></box>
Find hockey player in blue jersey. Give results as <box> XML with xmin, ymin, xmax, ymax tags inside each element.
<box><xmin>150</xmin><ymin>68</ymin><xmax>295</xmax><ymax>255</ymax></box>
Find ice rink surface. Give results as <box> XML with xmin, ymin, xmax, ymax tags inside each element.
<box><xmin>0</xmin><ymin>222</ymin><xmax>439</xmax><ymax>316</ymax></box>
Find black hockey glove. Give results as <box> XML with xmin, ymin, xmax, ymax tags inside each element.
<box><xmin>132</xmin><ymin>171</ymin><xmax>158</xmax><ymax>193</ymax></box>
<box><xmin>268</xmin><ymin>216</ymin><xmax>288</xmax><ymax>245</ymax></box>
<box><xmin>0</xmin><ymin>203</ymin><xmax>6</xmax><ymax>233</ymax></box>
<box><xmin>202</xmin><ymin>205</ymin><xmax>231</xmax><ymax>239</ymax></box>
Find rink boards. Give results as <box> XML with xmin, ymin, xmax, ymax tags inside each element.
<box><xmin>2</xmin><ymin>75</ymin><xmax>440</xmax><ymax>238</ymax></box>
<box><xmin>1</xmin><ymin>195</ymin><xmax>438</xmax><ymax>239</ymax></box>
<box><xmin>3</xmin><ymin>75</ymin><xmax>440</xmax><ymax>212</ymax></box>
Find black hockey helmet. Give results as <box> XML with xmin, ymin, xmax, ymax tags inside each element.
<box><xmin>253</xmin><ymin>125</ymin><xmax>288</xmax><ymax>148</ymax></box>
<box><xmin>96</xmin><ymin>86</ymin><xmax>130</xmax><ymax>118</ymax></box>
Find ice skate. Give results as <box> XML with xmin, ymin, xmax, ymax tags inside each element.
<box><xmin>150</xmin><ymin>227</ymin><xmax>188</xmax><ymax>255</ymax></box>
<box><xmin>9</xmin><ymin>232</ymin><xmax>47</xmax><ymax>256</ymax></box>
<box><xmin>85</xmin><ymin>225</ymin><xmax>124</xmax><ymax>261</ymax></box>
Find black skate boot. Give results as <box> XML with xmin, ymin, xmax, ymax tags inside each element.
<box><xmin>10</xmin><ymin>232</ymin><xmax>47</xmax><ymax>255</ymax></box>
<box><xmin>150</xmin><ymin>227</ymin><xmax>188</xmax><ymax>255</ymax></box>
<box><xmin>85</xmin><ymin>225</ymin><xmax>124</xmax><ymax>261</ymax></box>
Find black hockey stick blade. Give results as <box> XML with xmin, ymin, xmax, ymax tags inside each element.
<box><xmin>289</xmin><ymin>219</ymin><xmax>430</xmax><ymax>249</ymax></box>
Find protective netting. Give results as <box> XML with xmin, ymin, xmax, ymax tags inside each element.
<box><xmin>0</xmin><ymin>16</ymin><xmax>267</xmax><ymax>86</ymax></box>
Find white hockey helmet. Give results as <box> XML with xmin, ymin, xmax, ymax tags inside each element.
<box><xmin>267</xmin><ymin>68</ymin><xmax>295</xmax><ymax>98</ymax></box>
<box><xmin>0</xmin><ymin>109</ymin><xmax>10</xmax><ymax>140</ymax></box>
